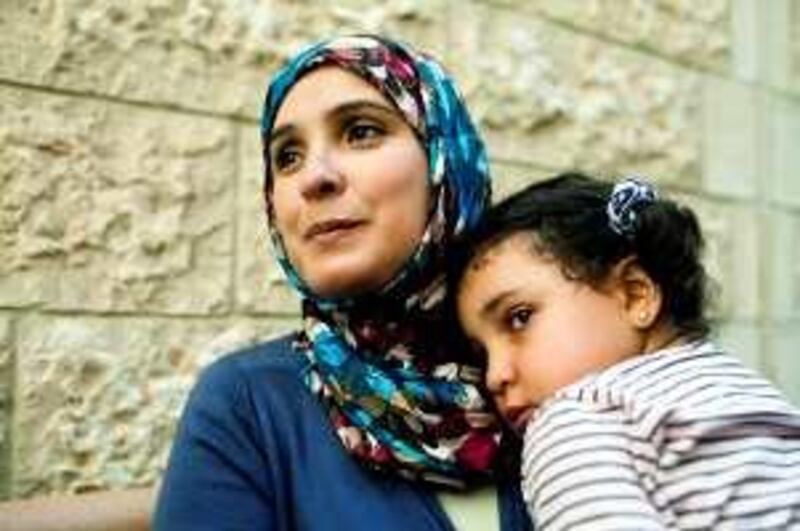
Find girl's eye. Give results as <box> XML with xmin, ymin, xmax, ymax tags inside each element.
<box><xmin>345</xmin><ymin>121</ymin><xmax>385</xmax><ymax>145</ymax></box>
<box><xmin>506</xmin><ymin>307</ymin><xmax>533</xmax><ymax>331</ymax></box>
<box><xmin>272</xmin><ymin>144</ymin><xmax>302</xmax><ymax>174</ymax></box>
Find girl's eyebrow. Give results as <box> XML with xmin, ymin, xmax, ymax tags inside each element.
<box><xmin>479</xmin><ymin>289</ymin><xmax>517</xmax><ymax>319</ymax></box>
<box><xmin>269</xmin><ymin>99</ymin><xmax>400</xmax><ymax>146</ymax></box>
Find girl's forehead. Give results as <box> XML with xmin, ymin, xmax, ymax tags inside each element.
<box><xmin>468</xmin><ymin>231</ymin><xmax>548</xmax><ymax>273</ymax></box>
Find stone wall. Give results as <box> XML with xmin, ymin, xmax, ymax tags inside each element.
<box><xmin>0</xmin><ymin>0</ymin><xmax>798</xmax><ymax>499</ymax></box>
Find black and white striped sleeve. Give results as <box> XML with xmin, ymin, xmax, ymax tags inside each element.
<box><xmin>521</xmin><ymin>399</ymin><xmax>669</xmax><ymax>530</ymax></box>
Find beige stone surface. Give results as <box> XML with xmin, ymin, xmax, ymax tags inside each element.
<box><xmin>491</xmin><ymin>161</ymin><xmax>552</xmax><ymax>202</ymax></box>
<box><xmin>12</xmin><ymin>314</ymin><xmax>295</xmax><ymax>496</ymax></box>
<box><xmin>793</xmin><ymin>0</ymin><xmax>800</xmax><ymax>92</ymax></box>
<box><xmin>701</xmin><ymin>76</ymin><xmax>759</xmax><ymax>199</ymax></box>
<box><xmin>730</xmin><ymin>0</ymin><xmax>760</xmax><ymax>82</ymax></box>
<box><xmin>0</xmin><ymin>0</ymin><xmax>446</xmax><ymax>118</ymax></box>
<box><xmin>760</xmin><ymin>0</ymin><xmax>796</xmax><ymax>94</ymax></box>
<box><xmin>0</xmin><ymin>316</ymin><xmax>12</xmax><ymax>498</ymax></box>
<box><xmin>513</xmin><ymin>0</ymin><xmax>731</xmax><ymax>71</ymax></box>
<box><xmin>0</xmin><ymin>86</ymin><xmax>233</xmax><ymax>314</ymax></box>
<box><xmin>449</xmin><ymin>7</ymin><xmax>701</xmax><ymax>185</ymax></box>
<box><xmin>731</xmin><ymin>0</ymin><xmax>799</xmax><ymax>94</ymax></box>
<box><xmin>765</xmin><ymin>321</ymin><xmax>800</xmax><ymax>406</ymax></box>
<box><xmin>714</xmin><ymin>319</ymin><xmax>763</xmax><ymax>372</ymax></box>
<box><xmin>764</xmin><ymin>93</ymin><xmax>800</xmax><ymax>207</ymax></box>
<box><xmin>674</xmin><ymin>193</ymin><xmax>761</xmax><ymax>322</ymax></box>
<box><xmin>764</xmin><ymin>209</ymin><xmax>800</xmax><ymax>322</ymax></box>
<box><xmin>237</xmin><ymin>124</ymin><xmax>301</xmax><ymax>315</ymax></box>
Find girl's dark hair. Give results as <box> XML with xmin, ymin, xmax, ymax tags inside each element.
<box><xmin>453</xmin><ymin>172</ymin><xmax>711</xmax><ymax>338</ymax></box>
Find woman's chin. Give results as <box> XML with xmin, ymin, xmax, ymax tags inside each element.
<box><xmin>293</xmin><ymin>246</ymin><xmax>414</xmax><ymax>300</ymax></box>
<box><xmin>304</xmin><ymin>269</ymin><xmax>388</xmax><ymax>300</ymax></box>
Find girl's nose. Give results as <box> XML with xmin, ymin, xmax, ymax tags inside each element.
<box><xmin>484</xmin><ymin>348</ymin><xmax>513</xmax><ymax>397</ymax></box>
<box><xmin>299</xmin><ymin>151</ymin><xmax>345</xmax><ymax>199</ymax></box>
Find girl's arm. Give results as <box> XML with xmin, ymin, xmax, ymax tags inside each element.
<box><xmin>521</xmin><ymin>399</ymin><xmax>667</xmax><ymax>530</ymax></box>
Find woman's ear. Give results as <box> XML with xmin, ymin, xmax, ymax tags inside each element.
<box><xmin>609</xmin><ymin>256</ymin><xmax>662</xmax><ymax>329</ymax></box>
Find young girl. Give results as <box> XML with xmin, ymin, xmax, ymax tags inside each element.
<box><xmin>455</xmin><ymin>173</ymin><xmax>800</xmax><ymax>530</ymax></box>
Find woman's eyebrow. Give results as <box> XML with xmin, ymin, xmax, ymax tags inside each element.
<box><xmin>269</xmin><ymin>99</ymin><xmax>399</xmax><ymax>147</ymax></box>
<box><xmin>269</xmin><ymin>123</ymin><xmax>296</xmax><ymax>147</ymax></box>
<box><xmin>330</xmin><ymin>99</ymin><xmax>399</xmax><ymax>119</ymax></box>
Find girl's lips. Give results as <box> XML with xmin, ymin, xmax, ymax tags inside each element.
<box><xmin>503</xmin><ymin>406</ymin><xmax>535</xmax><ymax>434</ymax></box>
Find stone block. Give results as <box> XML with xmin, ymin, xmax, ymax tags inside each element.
<box><xmin>0</xmin><ymin>87</ymin><xmax>233</xmax><ymax>314</ymax></box>
<box><xmin>491</xmin><ymin>161</ymin><xmax>552</xmax><ymax>202</ymax></box>
<box><xmin>764</xmin><ymin>94</ymin><xmax>800</xmax><ymax>207</ymax></box>
<box><xmin>713</xmin><ymin>319</ymin><xmax>763</xmax><ymax>372</ymax></box>
<box><xmin>763</xmin><ymin>321</ymin><xmax>800</xmax><ymax>406</ymax></box>
<box><xmin>732</xmin><ymin>0</ymin><xmax>797</xmax><ymax>94</ymax></box>
<box><xmin>763</xmin><ymin>209</ymin><xmax>800</xmax><ymax>322</ymax></box>
<box><xmin>513</xmin><ymin>0</ymin><xmax>731</xmax><ymax>72</ymax></box>
<box><xmin>759</xmin><ymin>0</ymin><xmax>794</xmax><ymax>93</ymax></box>
<box><xmin>0</xmin><ymin>316</ymin><xmax>13</xmax><ymax>498</ymax></box>
<box><xmin>701</xmin><ymin>76</ymin><xmax>758</xmax><ymax>199</ymax></box>
<box><xmin>0</xmin><ymin>0</ymin><xmax>447</xmax><ymax>118</ymax></box>
<box><xmin>12</xmin><ymin>314</ymin><xmax>295</xmax><ymax>497</ymax></box>
<box><xmin>448</xmin><ymin>7</ymin><xmax>702</xmax><ymax>187</ymax></box>
<box><xmin>731</xmin><ymin>0</ymin><xmax>760</xmax><ymax>82</ymax></box>
<box><xmin>793</xmin><ymin>0</ymin><xmax>800</xmax><ymax>94</ymax></box>
<box><xmin>675</xmin><ymin>194</ymin><xmax>761</xmax><ymax>322</ymax></box>
<box><xmin>236</xmin><ymin>125</ymin><xmax>300</xmax><ymax>315</ymax></box>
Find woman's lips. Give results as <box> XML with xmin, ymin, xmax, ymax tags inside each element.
<box><xmin>305</xmin><ymin>218</ymin><xmax>364</xmax><ymax>241</ymax></box>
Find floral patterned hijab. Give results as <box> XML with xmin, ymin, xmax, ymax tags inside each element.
<box><xmin>261</xmin><ymin>35</ymin><xmax>500</xmax><ymax>487</ymax></box>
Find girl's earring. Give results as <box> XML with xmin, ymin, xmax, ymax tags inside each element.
<box><xmin>637</xmin><ymin>311</ymin><xmax>649</xmax><ymax>326</ymax></box>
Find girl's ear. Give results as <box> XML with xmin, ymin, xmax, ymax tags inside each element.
<box><xmin>609</xmin><ymin>256</ymin><xmax>662</xmax><ymax>329</ymax></box>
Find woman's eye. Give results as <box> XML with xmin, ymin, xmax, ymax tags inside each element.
<box><xmin>272</xmin><ymin>145</ymin><xmax>302</xmax><ymax>173</ymax></box>
<box><xmin>345</xmin><ymin>121</ymin><xmax>384</xmax><ymax>145</ymax></box>
<box><xmin>506</xmin><ymin>307</ymin><xmax>533</xmax><ymax>331</ymax></box>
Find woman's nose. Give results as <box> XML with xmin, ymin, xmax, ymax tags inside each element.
<box><xmin>299</xmin><ymin>151</ymin><xmax>345</xmax><ymax>199</ymax></box>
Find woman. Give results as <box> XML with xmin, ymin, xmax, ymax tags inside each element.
<box><xmin>153</xmin><ymin>34</ymin><xmax>530</xmax><ymax>530</ymax></box>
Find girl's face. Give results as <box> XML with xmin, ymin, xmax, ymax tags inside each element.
<box><xmin>456</xmin><ymin>233</ymin><xmax>644</xmax><ymax>433</ymax></box>
<box><xmin>269</xmin><ymin>66</ymin><xmax>430</xmax><ymax>298</ymax></box>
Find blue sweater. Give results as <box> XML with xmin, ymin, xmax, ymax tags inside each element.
<box><xmin>154</xmin><ymin>335</ymin><xmax>532</xmax><ymax>531</ymax></box>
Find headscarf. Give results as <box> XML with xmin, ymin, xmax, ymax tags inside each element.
<box><xmin>261</xmin><ymin>35</ymin><xmax>499</xmax><ymax>488</ymax></box>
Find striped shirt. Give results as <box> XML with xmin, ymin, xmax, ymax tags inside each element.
<box><xmin>521</xmin><ymin>341</ymin><xmax>800</xmax><ymax>530</ymax></box>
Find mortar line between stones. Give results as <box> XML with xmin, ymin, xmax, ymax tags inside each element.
<box><xmin>699</xmin><ymin>71</ymin><xmax>800</xmax><ymax>106</ymax></box>
<box><xmin>490</xmin><ymin>155</ymin><xmax>800</xmax><ymax>215</ymax></box>
<box><xmin>0</xmin><ymin>307</ymin><xmax>299</xmax><ymax>321</ymax></box>
<box><xmin>0</xmin><ymin>77</ymin><xmax>259</xmax><ymax>124</ymax></box>
<box><xmin>531</xmin><ymin>11</ymin><xmax>730</xmax><ymax>74</ymax></box>
<box><xmin>230</xmin><ymin>122</ymin><xmax>241</xmax><ymax>315</ymax></box>
<box><xmin>5</xmin><ymin>313</ymin><xmax>19</xmax><ymax>498</ymax></box>
<box><xmin>753</xmin><ymin>67</ymin><xmax>775</xmax><ymax>379</ymax></box>
<box><xmin>469</xmin><ymin>1</ymin><xmax>800</xmax><ymax>105</ymax></box>
<box><xmin>510</xmin><ymin>7</ymin><xmax>800</xmax><ymax>104</ymax></box>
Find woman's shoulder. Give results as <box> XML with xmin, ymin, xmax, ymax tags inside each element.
<box><xmin>210</xmin><ymin>331</ymin><xmax>303</xmax><ymax>369</ymax></box>
<box><xmin>190</xmin><ymin>332</ymin><xmax>309</xmax><ymax>404</ymax></box>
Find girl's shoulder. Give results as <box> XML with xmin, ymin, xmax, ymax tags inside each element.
<box><xmin>555</xmin><ymin>340</ymin><xmax>799</xmax><ymax>428</ymax></box>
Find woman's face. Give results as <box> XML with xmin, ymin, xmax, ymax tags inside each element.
<box><xmin>268</xmin><ymin>66</ymin><xmax>430</xmax><ymax>298</ymax></box>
